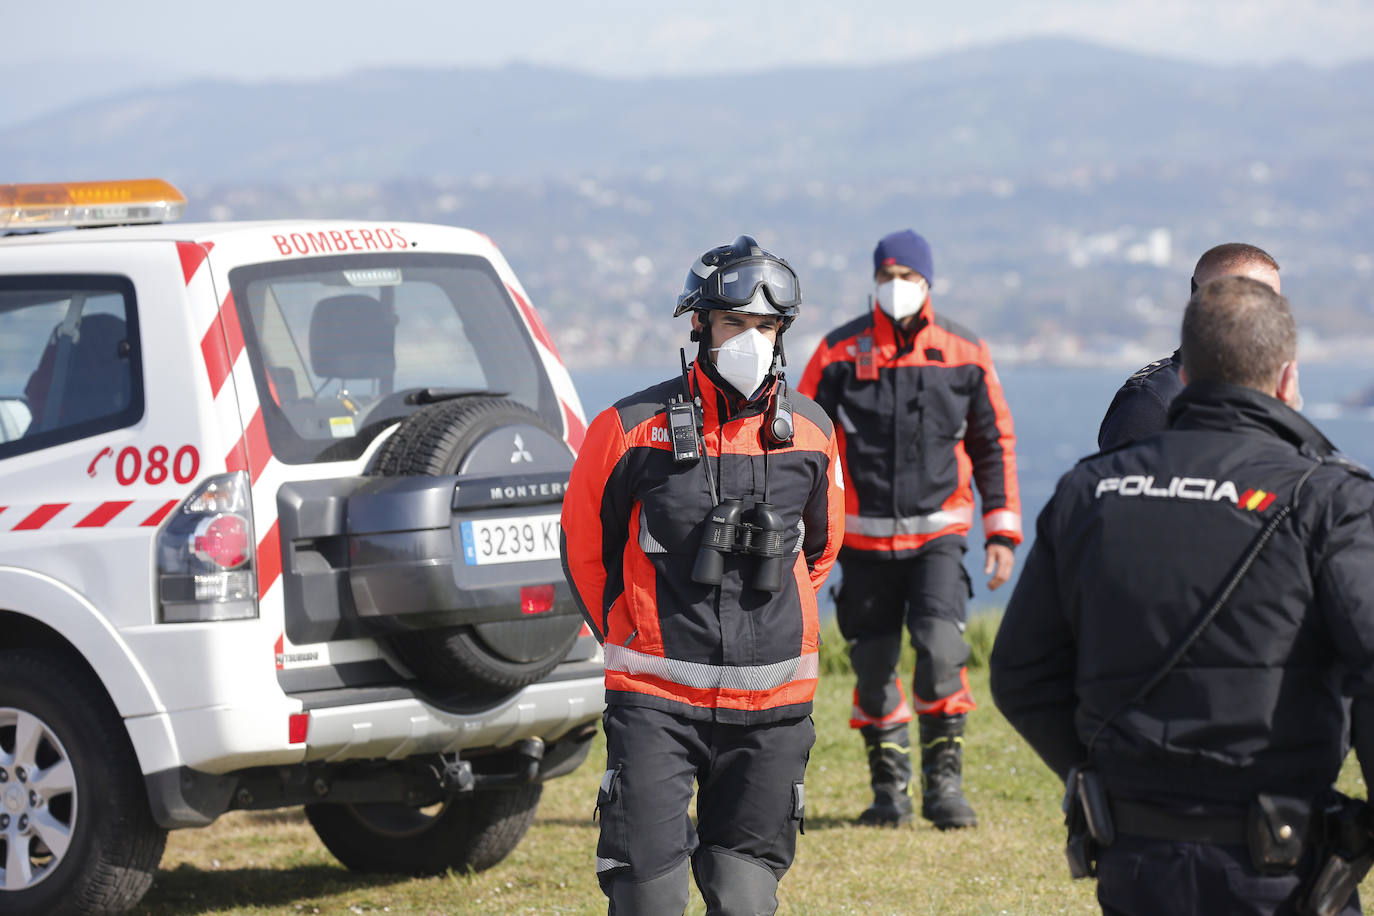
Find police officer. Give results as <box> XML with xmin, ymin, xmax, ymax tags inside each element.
<box><xmin>1097</xmin><ymin>242</ymin><xmax>1281</xmax><ymax>450</ymax></box>
<box><xmin>798</xmin><ymin>229</ymin><xmax>1021</xmax><ymax>829</ymax></box>
<box><xmin>991</xmin><ymin>276</ymin><xmax>1374</xmax><ymax>915</ymax></box>
<box><xmin>561</xmin><ymin>235</ymin><xmax>844</xmax><ymax>915</ymax></box>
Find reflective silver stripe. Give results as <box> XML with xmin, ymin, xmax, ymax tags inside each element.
<box><xmin>850</xmin><ymin>700</ymin><xmax>912</xmax><ymax>727</ymax></box>
<box><xmin>638</xmin><ymin>507</ymin><xmax>667</xmax><ymax>554</ymax></box>
<box><xmin>983</xmin><ymin>509</ymin><xmax>1021</xmax><ymax>535</ymax></box>
<box><xmin>793</xmin><ymin>518</ymin><xmax>804</xmax><ymax>555</ymax></box>
<box><xmin>604</xmin><ymin>644</ymin><xmax>819</xmax><ymax>692</ymax></box>
<box><xmin>599</xmin><ymin>769</ymin><xmax>616</xmax><ymax>794</ymax></box>
<box><xmin>844</xmin><ymin>506</ymin><xmax>974</xmax><ymax>537</ymax></box>
<box><xmin>597</xmin><ymin>856</ymin><xmax>631</xmax><ymax>873</ymax></box>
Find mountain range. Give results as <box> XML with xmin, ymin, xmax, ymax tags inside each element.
<box><xmin>2</xmin><ymin>38</ymin><xmax>1372</xmax><ymax>368</ymax></box>
<box><xmin>3</xmin><ymin>38</ymin><xmax>1371</xmax><ymax>185</ymax></box>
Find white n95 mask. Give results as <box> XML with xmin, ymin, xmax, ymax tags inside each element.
<box><xmin>876</xmin><ymin>276</ymin><xmax>929</xmax><ymax>321</ymax></box>
<box><xmin>711</xmin><ymin>327</ymin><xmax>774</xmax><ymax>398</ymax></box>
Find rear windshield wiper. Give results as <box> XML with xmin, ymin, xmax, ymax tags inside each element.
<box><xmin>403</xmin><ymin>387</ymin><xmax>508</xmax><ymax>405</ymax></box>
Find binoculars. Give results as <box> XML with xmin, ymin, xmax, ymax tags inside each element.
<box><xmin>691</xmin><ymin>498</ymin><xmax>790</xmax><ymax>592</ymax></box>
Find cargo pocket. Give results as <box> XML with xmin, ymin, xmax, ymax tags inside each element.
<box><xmin>594</xmin><ymin>766</ymin><xmax>631</xmax><ymax>876</ymax></box>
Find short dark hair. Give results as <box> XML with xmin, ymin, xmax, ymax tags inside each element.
<box><xmin>1190</xmin><ymin>243</ymin><xmax>1280</xmax><ymax>291</ymax></box>
<box><xmin>1181</xmin><ymin>276</ymin><xmax>1295</xmax><ymax>390</ymax></box>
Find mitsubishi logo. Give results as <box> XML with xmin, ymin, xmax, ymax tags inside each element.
<box><xmin>511</xmin><ymin>434</ymin><xmax>533</xmax><ymax>463</ymax></box>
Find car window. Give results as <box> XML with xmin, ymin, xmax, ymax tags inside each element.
<box><xmin>228</xmin><ymin>252</ymin><xmax>558</xmax><ymax>464</ymax></box>
<box><xmin>0</xmin><ymin>276</ymin><xmax>142</xmax><ymax>458</ymax></box>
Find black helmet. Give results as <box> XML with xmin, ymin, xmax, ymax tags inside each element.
<box><xmin>673</xmin><ymin>235</ymin><xmax>801</xmax><ymax>329</ymax></box>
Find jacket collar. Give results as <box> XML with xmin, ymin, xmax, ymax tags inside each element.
<box><xmin>692</xmin><ymin>358</ymin><xmax>775</xmax><ymax>428</ymax></box>
<box><xmin>870</xmin><ymin>299</ymin><xmax>931</xmax><ymax>352</ymax></box>
<box><xmin>1168</xmin><ymin>380</ymin><xmax>1336</xmax><ymax>456</ymax></box>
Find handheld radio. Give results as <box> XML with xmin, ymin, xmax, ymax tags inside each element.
<box><xmin>765</xmin><ymin>377</ymin><xmax>794</xmax><ymax>447</ymax></box>
<box><xmin>669</xmin><ymin>349</ymin><xmax>702</xmax><ymax>464</ymax></box>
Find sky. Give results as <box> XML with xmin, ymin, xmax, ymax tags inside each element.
<box><xmin>9</xmin><ymin>0</ymin><xmax>1374</xmax><ymax>79</ymax></box>
<box><xmin>2</xmin><ymin>0</ymin><xmax>1371</xmax><ymax>127</ymax></box>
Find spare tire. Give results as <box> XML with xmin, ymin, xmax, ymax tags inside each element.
<box><xmin>371</xmin><ymin>396</ymin><xmax>580</xmax><ymax>693</ymax></box>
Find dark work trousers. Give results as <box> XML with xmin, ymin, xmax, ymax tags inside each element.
<box><xmin>595</xmin><ymin>705</ymin><xmax>814</xmax><ymax>915</ymax></box>
<box><xmin>836</xmin><ymin>536</ymin><xmax>973</xmax><ymax>720</ymax></box>
<box><xmin>1096</xmin><ymin>834</ymin><xmax>1362</xmax><ymax>916</ymax></box>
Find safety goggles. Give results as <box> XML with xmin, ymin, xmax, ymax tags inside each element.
<box><xmin>684</xmin><ymin>258</ymin><xmax>802</xmax><ymax>312</ymax></box>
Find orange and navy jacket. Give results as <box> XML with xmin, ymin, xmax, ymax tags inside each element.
<box><xmin>560</xmin><ymin>361</ymin><xmax>844</xmax><ymax>724</ymax></box>
<box><xmin>797</xmin><ymin>300</ymin><xmax>1021</xmax><ymax>558</ymax></box>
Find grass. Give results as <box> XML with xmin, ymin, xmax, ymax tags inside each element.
<box><xmin>132</xmin><ymin>613</ymin><xmax>1368</xmax><ymax>915</ymax></box>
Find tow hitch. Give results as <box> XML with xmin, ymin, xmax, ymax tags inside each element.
<box><xmin>435</xmin><ymin>737</ymin><xmax>545</xmax><ymax>792</ymax></box>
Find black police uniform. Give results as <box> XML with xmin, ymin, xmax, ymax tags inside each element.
<box><xmin>1096</xmin><ymin>350</ymin><xmax>1183</xmax><ymax>451</ymax></box>
<box><xmin>991</xmin><ymin>381</ymin><xmax>1374</xmax><ymax>915</ymax></box>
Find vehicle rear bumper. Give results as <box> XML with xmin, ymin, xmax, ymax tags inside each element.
<box><xmin>296</xmin><ymin>669</ymin><xmax>604</xmax><ymax>762</ymax></box>
<box><xmin>140</xmin><ymin>669</ymin><xmax>605</xmax><ymax>828</ymax></box>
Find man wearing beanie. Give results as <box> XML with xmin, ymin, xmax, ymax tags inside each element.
<box><xmin>798</xmin><ymin>229</ymin><xmax>1021</xmax><ymax>830</ymax></box>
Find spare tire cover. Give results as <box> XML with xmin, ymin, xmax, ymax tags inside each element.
<box><xmin>371</xmin><ymin>396</ymin><xmax>580</xmax><ymax>694</ymax></box>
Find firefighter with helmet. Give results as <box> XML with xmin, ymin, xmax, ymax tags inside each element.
<box><xmin>561</xmin><ymin>235</ymin><xmax>844</xmax><ymax>914</ymax></box>
<box><xmin>798</xmin><ymin>228</ymin><xmax>1022</xmax><ymax>829</ymax></box>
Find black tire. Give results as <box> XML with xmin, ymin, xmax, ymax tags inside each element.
<box><xmin>370</xmin><ymin>396</ymin><xmax>548</xmax><ymax>477</ymax></box>
<box><xmin>385</xmin><ymin>621</ymin><xmax>581</xmax><ymax>695</ymax></box>
<box><xmin>371</xmin><ymin>397</ymin><xmax>581</xmax><ymax>692</ymax></box>
<box><xmin>304</xmin><ymin>784</ymin><xmax>542</xmax><ymax>875</ymax></box>
<box><xmin>0</xmin><ymin>649</ymin><xmax>166</xmax><ymax>916</ymax></box>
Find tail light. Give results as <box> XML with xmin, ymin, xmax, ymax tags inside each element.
<box><xmin>520</xmin><ymin>584</ymin><xmax>555</xmax><ymax>615</ymax></box>
<box><xmin>157</xmin><ymin>471</ymin><xmax>257</xmax><ymax>622</ymax></box>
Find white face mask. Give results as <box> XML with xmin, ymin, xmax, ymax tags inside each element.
<box><xmin>876</xmin><ymin>276</ymin><xmax>929</xmax><ymax>321</ymax></box>
<box><xmin>711</xmin><ymin>327</ymin><xmax>774</xmax><ymax>398</ymax></box>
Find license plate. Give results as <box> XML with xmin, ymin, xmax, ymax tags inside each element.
<box><xmin>460</xmin><ymin>514</ymin><xmax>561</xmax><ymax>565</ymax></box>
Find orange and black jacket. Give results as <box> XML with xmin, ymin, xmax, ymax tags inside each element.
<box><xmin>560</xmin><ymin>361</ymin><xmax>844</xmax><ymax>724</ymax></box>
<box><xmin>798</xmin><ymin>300</ymin><xmax>1021</xmax><ymax>558</ymax></box>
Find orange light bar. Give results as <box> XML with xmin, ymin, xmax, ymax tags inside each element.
<box><xmin>0</xmin><ymin>178</ymin><xmax>186</xmax><ymax>230</ymax></box>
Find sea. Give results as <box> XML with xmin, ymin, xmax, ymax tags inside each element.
<box><xmin>570</xmin><ymin>362</ymin><xmax>1374</xmax><ymax>616</ymax></box>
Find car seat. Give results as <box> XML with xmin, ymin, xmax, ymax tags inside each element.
<box><xmin>24</xmin><ymin>313</ymin><xmax>132</xmax><ymax>432</ymax></box>
<box><xmin>308</xmin><ymin>294</ymin><xmax>397</xmax><ymax>396</ymax></box>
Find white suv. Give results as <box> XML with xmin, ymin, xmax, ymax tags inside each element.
<box><xmin>0</xmin><ymin>180</ymin><xmax>604</xmax><ymax>915</ymax></box>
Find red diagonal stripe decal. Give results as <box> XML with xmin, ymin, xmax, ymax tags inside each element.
<box><xmin>219</xmin><ymin>290</ymin><xmax>244</xmax><ymax>355</ymax></box>
<box><xmin>226</xmin><ymin>440</ymin><xmax>249</xmax><ymax>475</ymax></box>
<box><xmin>1256</xmin><ymin>491</ymin><xmax>1277</xmax><ymax>512</ymax></box>
<box><xmin>561</xmin><ymin>400</ymin><xmax>586</xmax><ymax>451</ymax></box>
<box><xmin>76</xmin><ymin>501</ymin><xmax>134</xmax><ymax>528</ymax></box>
<box><xmin>199</xmin><ymin>291</ymin><xmax>245</xmax><ymax>398</ymax></box>
<box><xmin>140</xmin><ymin>500</ymin><xmax>179</xmax><ymax>527</ymax></box>
<box><xmin>200</xmin><ymin>324</ymin><xmax>233</xmax><ymax>398</ymax></box>
<box><xmin>226</xmin><ymin>409</ymin><xmax>272</xmax><ymax>482</ymax></box>
<box><xmin>1238</xmin><ymin>489</ymin><xmax>1255</xmax><ymax>506</ymax></box>
<box><xmin>177</xmin><ymin>241</ymin><xmax>212</xmax><ymax>285</ymax></box>
<box><xmin>506</xmin><ymin>283</ymin><xmax>561</xmax><ymax>356</ymax></box>
<box><xmin>247</xmin><ymin>411</ymin><xmax>271</xmax><ymax>481</ymax></box>
<box><xmin>13</xmin><ymin>504</ymin><xmax>68</xmax><ymax>530</ymax></box>
<box><xmin>257</xmin><ymin>520</ymin><xmax>282</xmax><ymax>600</ymax></box>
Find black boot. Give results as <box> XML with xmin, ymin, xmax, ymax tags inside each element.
<box><xmin>856</xmin><ymin>723</ymin><xmax>913</xmax><ymax>827</ymax></box>
<box><xmin>919</xmin><ymin>714</ymin><xmax>977</xmax><ymax>830</ymax></box>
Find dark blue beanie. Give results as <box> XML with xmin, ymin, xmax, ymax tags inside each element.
<box><xmin>873</xmin><ymin>230</ymin><xmax>934</xmax><ymax>284</ymax></box>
